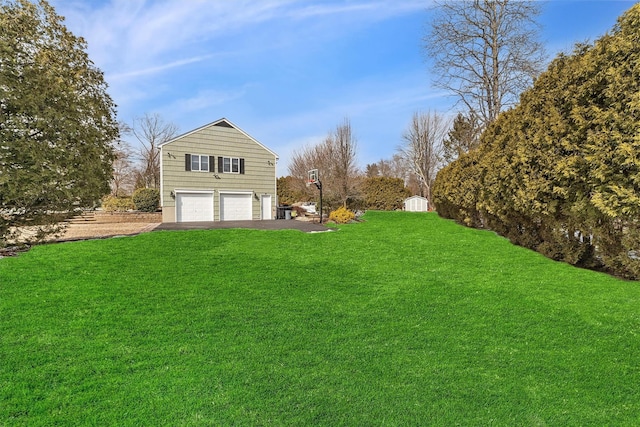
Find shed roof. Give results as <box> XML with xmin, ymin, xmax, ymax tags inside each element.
<box><xmin>404</xmin><ymin>195</ymin><xmax>428</xmax><ymax>201</ymax></box>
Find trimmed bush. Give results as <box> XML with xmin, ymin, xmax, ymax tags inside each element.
<box><xmin>329</xmin><ymin>207</ymin><xmax>355</xmax><ymax>224</ymax></box>
<box><xmin>102</xmin><ymin>195</ymin><xmax>135</xmax><ymax>212</ymax></box>
<box><xmin>132</xmin><ymin>188</ymin><xmax>160</xmax><ymax>213</ymax></box>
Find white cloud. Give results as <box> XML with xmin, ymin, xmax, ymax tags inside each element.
<box><xmin>56</xmin><ymin>0</ymin><xmax>429</xmax><ymax>73</ymax></box>
<box><xmin>109</xmin><ymin>54</ymin><xmax>217</xmax><ymax>80</ymax></box>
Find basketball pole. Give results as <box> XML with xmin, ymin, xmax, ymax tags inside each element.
<box><xmin>308</xmin><ymin>169</ymin><xmax>322</xmax><ymax>224</ymax></box>
<box><xmin>314</xmin><ymin>179</ymin><xmax>323</xmax><ymax>224</ymax></box>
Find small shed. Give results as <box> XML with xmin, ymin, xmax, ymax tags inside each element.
<box><xmin>404</xmin><ymin>195</ymin><xmax>429</xmax><ymax>212</ymax></box>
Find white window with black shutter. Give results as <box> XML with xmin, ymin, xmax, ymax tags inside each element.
<box><xmin>185</xmin><ymin>154</ymin><xmax>215</xmax><ymax>172</ymax></box>
<box><xmin>218</xmin><ymin>156</ymin><xmax>245</xmax><ymax>174</ymax></box>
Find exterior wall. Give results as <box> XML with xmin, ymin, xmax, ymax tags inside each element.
<box><xmin>160</xmin><ymin>122</ymin><xmax>277</xmax><ymax>222</ymax></box>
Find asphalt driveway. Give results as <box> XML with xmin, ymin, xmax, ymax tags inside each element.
<box><xmin>153</xmin><ymin>219</ymin><xmax>334</xmax><ymax>233</ymax></box>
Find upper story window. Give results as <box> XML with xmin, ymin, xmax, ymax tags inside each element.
<box><xmin>191</xmin><ymin>154</ymin><xmax>208</xmax><ymax>172</ymax></box>
<box><xmin>224</xmin><ymin>157</ymin><xmax>239</xmax><ymax>173</ymax></box>
<box><xmin>185</xmin><ymin>154</ymin><xmax>214</xmax><ymax>172</ymax></box>
<box><xmin>219</xmin><ymin>157</ymin><xmax>245</xmax><ymax>174</ymax></box>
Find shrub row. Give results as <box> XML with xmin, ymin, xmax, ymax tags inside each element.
<box><xmin>102</xmin><ymin>195</ymin><xmax>135</xmax><ymax>212</ymax></box>
<box><xmin>433</xmin><ymin>4</ymin><xmax>640</xmax><ymax>279</ymax></box>
<box><xmin>102</xmin><ymin>188</ymin><xmax>159</xmax><ymax>213</ymax></box>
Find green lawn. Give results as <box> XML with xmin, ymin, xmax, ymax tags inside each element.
<box><xmin>1</xmin><ymin>211</ymin><xmax>639</xmax><ymax>426</ymax></box>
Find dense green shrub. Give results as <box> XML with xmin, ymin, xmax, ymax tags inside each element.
<box><xmin>102</xmin><ymin>195</ymin><xmax>134</xmax><ymax>212</ymax></box>
<box><xmin>329</xmin><ymin>207</ymin><xmax>355</xmax><ymax>224</ymax></box>
<box><xmin>132</xmin><ymin>188</ymin><xmax>160</xmax><ymax>212</ymax></box>
<box><xmin>362</xmin><ymin>177</ymin><xmax>411</xmax><ymax>210</ymax></box>
<box><xmin>433</xmin><ymin>3</ymin><xmax>640</xmax><ymax>278</ymax></box>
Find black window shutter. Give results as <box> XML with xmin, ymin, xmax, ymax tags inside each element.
<box><xmin>218</xmin><ymin>157</ymin><xmax>224</xmax><ymax>173</ymax></box>
<box><xmin>240</xmin><ymin>158</ymin><xmax>245</xmax><ymax>174</ymax></box>
<box><xmin>209</xmin><ymin>156</ymin><xmax>215</xmax><ymax>172</ymax></box>
<box><xmin>185</xmin><ymin>154</ymin><xmax>191</xmax><ymax>171</ymax></box>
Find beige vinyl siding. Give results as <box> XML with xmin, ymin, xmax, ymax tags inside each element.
<box><xmin>161</xmin><ymin>123</ymin><xmax>277</xmax><ymax>222</ymax></box>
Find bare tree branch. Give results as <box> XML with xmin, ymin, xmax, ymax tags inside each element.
<box><xmin>131</xmin><ymin>113</ymin><xmax>178</xmax><ymax>189</ymax></box>
<box><xmin>425</xmin><ymin>0</ymin><xmax>546</xmax><ymax>127</ymax></box>
<box><xmin>288</xmin><ymin>118</ymin><xmax>359</xmax><ymax>209</ymax></box>
<box><xmin>398</xmin><ymin>111</ymin><xmax>449</xmax><ymax>206</ymax></box>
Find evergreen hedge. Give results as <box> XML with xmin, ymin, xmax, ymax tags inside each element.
<box><xmin>362</xmin><ymin>177</ymin><xmax>411</xmax><ymax>211</ymax></box>
<box><xmin>132</xmin><ymin>188</ymin><xmax>160</xmax><ymax>213</ymax></box>
<box><xmin>433</xmin><ymin>4</ymin><xmax>640</xmax><ymax>279</ymax></box>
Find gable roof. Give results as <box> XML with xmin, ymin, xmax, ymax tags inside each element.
<box><xmin>159</xmin><ymin>118</ymin><xmax>279</xmax><ymax>160</ymax></box>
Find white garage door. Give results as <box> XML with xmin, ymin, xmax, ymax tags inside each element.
<box><xmin>176</xmin><ymin>192</ymin><xmax>214</xmax><ymax>222</ymax></box>
<box><xmin>220</xmin><ymin>193</ymin><xmax>252</xmax><ymax>221</ymax></box>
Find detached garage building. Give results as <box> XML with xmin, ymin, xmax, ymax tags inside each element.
<box><xmin>159</xmin><ymin>118</ymin><xmax>278</xmax><ymax>222</ymax></box>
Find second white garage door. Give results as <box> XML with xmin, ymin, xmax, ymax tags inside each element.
<box><xmin>176</xmin><ymin>192</ymin><xmax>214</xmax><ymax>222</ymax></box>
<box><xmin>220</xmin><ymin>193</ymin><xmax>252</xmax><ymax>221</ymax></box>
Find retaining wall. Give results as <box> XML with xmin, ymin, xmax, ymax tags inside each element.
<box><xmin>95</xmin><ymin>212</ymin><xmax>162</xmax><ymax>223</ymax></box>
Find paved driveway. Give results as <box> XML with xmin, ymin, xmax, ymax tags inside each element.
<box><xmin>153</xmin><ymin>219</ymin><xmax>333</xmax><ymax>233</ymax></box>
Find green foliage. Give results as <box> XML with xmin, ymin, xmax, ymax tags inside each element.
<box><xmin>362</xmin><ymin>176</ymin><xmax>411</xmax><ymax>210</ymax></box>
<box><xmin>433</xmin><ymin>3</ymin><xmax>640</xmax><ymax>278</ymax></box>
<box><xmin>328</xmin><ymin>206</ymin><xmax>355</xmax><ymax>223</ymax></box>
<box><xmin>132</xmin><ymin>188</ymin><xmax>159</xmax><ymax>212</ymax></box>
<box><xmin>442</xmin><ymin>112</ymin><xmax>482</xmax><ymax>163</ymax></box>
<box><xmin>101</xmin><ymin>195</ymin><xmax>134</xmax><ymax>212</ymax></box>
<box><xmin>0</xmin><ymin>0</ymin><xmax>118</xmax><ymax>245</ymax></box>
<box><xmin>2</xmin><ymin>212</ymin><xmax>640</xmax><ymax>424</ymax></box>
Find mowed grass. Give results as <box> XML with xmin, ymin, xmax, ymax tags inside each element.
<box><xmin>1</xmin><ymin>211</ymin><xmax>639</xmax><ymax>426</ymax></box>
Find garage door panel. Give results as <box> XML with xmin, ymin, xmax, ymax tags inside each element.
<box><xmin>220</xmin><ymin>193</ymin><xmax>252</xmax><ymax>221</ymax></box>
<box><xmin>176</xmin><ymin>192</ymin><xmax>214</xmax><ymax>222</ymax></box>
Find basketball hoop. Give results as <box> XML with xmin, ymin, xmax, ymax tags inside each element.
<box><xmin>308</xmin><ymin>169</ymin><xmax>318</xmax><ymax>186</ymax></box>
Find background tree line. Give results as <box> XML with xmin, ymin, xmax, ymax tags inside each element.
<box><xmin>433</xmin><ymin>4</ymin><xmax>640</xmax><ymax>279</ymax></box>
<box><xmin>282</xmin><ymin>115</ymin><xmax>456</xmax><ymax>214</ymax></box>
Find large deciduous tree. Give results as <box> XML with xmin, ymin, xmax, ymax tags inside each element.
<box><xmin>398</xmin><ymin>111</ymin><xmax>448</xmax><ymax>207</ymax></box>
<box><xmin>289</xmin><ymin>118</ymin><xmax>359</xmax><ymax>210</ymax></box>
<box><xmin>0</xmin><ymin>0</ymin><xmax>118</xmax><ymax>244</ymax></box>
<box><xmin>131</xmin><ymin>113</ymin><xmax>178</xmax><ymax>189</ymax></box>
<box><xmin>326</xmin><ymin>118</ymin><xmax>359</xmax><ymax>208</ymax></box>
<box><xmin>424</xmin><ymin>0</ymin><xmax>545</xmax><ymax>127</ymax></box>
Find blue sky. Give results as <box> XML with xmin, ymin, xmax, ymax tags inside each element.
<box><xmin>49</xmin><ymin>0</ymin><xmax>637</xmax><ymax>176</ymax></box>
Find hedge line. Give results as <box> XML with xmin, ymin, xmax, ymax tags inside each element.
<box><xmin>433</xmin><ymin>4</ymin><xmax>640</xmax><ymax>279</ymax></box>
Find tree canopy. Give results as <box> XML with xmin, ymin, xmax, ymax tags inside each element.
<box><xmin>433</xmin><ymin>3</ymin><xmax>640</xmax><ymax>279</ymax></box>
<box><xmin>0</xmin><ymin>0</ymin><xmax>118</xmax><ymax>244</ymax></box>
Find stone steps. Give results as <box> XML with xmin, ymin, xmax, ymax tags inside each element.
<box><xmin>66</xmin><ymin>211</ymin><xmax>97</xmax><ymax>223</ymax></box>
